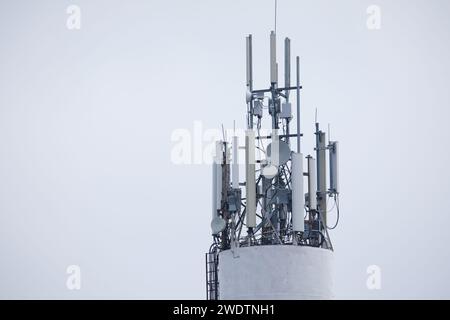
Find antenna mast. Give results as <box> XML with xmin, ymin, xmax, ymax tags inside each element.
<box><xmin>206</xmin><ymin>5</ymin><xmax>341</xmax><ymax>300</ymax></box>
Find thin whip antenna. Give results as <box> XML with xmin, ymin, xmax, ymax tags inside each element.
<box><xmin>274</xmin><ymin>0</ymin><xmax>278</xmax><ymax>33</ymax></box>
<box><xmin>328</xmin><ymin>123</ymin><xmax>331</xmax><ymax>144</ymax></box>
<box><xmin>315</xmin><ymin>108</ymin><xmax>318</xmax><ymax>124</ymax></box>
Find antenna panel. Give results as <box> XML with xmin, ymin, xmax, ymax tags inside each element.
<box><xmin>245</xmin><ymin>130</ymin><xmax>256</xmax><ymax>228</ymax></box>
<box><xmin>291</xmin><ymin>152</ymin><xmax>305</xmax><ymax>232</ymax></box>
<box><xmin>307</xmin><ymin>156</ymin><xmax>317</xmax><ymax>210</ymax></box>
<box><xmin>329</xmin><ymin>141</ymin><xmax>339</xmax><ymax>194</ymax></box>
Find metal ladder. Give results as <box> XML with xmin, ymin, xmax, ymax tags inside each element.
<box><xmin>205</xmin><ymin>251</ymin><xmax>219</xmax><ymax>300</ymax></box>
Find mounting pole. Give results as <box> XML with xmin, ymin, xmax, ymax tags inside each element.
<box><xmin>285</xmin><ymin>38</ymin><xmax>291</xmax><ymax>101</ymax></box>
<box><xmin>296</xmin><ymin>56</ymin><xmax>301</xmax><ymax>153</ymax></box>
<box><xmin>284</xmin><ymin>38</ymin><xmax>291</xmax><ymax>145</ymax></box>
<box><xmin>315</xmin><ymin>123</ymin><xmax>327</xmax><ymax>236</ymax></box>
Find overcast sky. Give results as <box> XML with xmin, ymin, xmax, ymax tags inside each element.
<box><xmin>1</xmin><ymin>0</ymin><xmax>450</xmax><ymax>299</ymax></box>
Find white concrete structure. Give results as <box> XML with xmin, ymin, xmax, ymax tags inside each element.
<box><xmin>218</xmin><ymin>245</ymin><xmax>333</xmax><ymax>300</ymax></box>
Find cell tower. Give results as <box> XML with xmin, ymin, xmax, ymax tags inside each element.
<box><xmin>205</xmin><ymin>31</ymin><xmax>340</xmax><ymax>300</ymax></box>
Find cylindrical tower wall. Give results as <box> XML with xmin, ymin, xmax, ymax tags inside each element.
<box><xmin>218</xmin><ymin>245</ymin><xmax>333</xmax><ymax>300</ymax></box>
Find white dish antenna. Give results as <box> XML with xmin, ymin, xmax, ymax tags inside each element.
<box><xmin>211</xmin><ymin>216</ymin><xmax>226</xmax><ymax>235</ymax></box>
<box><xmin>266</xmin><ymin>140</ymin><xmax>291</xmax><ymax>166</ymax></box>
<box><xmin>262</xmin><ymin>164</ymin><xmax>278</xmax><ymax>179</ymax></box>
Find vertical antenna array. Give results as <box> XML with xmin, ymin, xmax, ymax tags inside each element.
<box><xmin>209</xmin><ymin>30</ymin><xmax>340</xmax><ymax>253</ymax></box>
<box><xmin>206</xmin><ymin>4</ymin><xmax>340</xmax><ymax>300</ymax></box>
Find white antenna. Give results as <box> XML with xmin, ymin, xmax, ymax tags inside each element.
<box><xmin>221</xmin><ymin>124</ymin><xmax>227</xmax><ymax>141</ymax></box>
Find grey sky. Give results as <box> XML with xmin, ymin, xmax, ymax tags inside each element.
<box><xmin>1</xmin><ymin>0</ymin><xmax>450</xmax><ymax>299</ymax></box>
